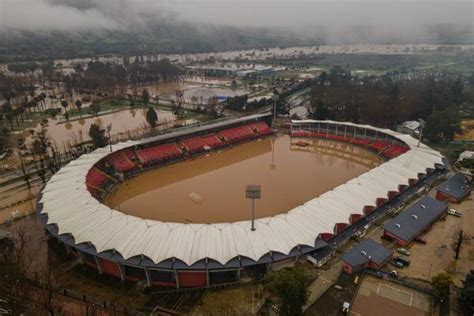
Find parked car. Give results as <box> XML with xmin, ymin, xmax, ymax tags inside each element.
<box><xmin>394</xmin><ymin>256</ymin><xmax>411</xmax><ymax>267</ymax></box>
<box><xmin>415</xmin><ymin>236</ymin><xmax>427</xmax><ymax>244</ymax></box>
<box><xmin>397</xmin><ymin>247</ymin><xmax>410</xmax><ymax>256</ymax></box>
<box><xmin>391</xmin><ymin>260</ymin><xmax>404</xmax><ymax>268</ymax></box>
<box><xmin>390</xmin><ymin>270</ymin><xmax>399</xmax><ymax>278</ymax></box>
<box><xmin>448</xmin><ymin>209</ymin><xmax>462</xmax><ymax>217</ymax></box>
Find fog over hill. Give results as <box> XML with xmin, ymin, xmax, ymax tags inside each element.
<box><xmin>0</xmin><ymin>0</ymin><xmax>472</xmax><ymax>60</ymax></box>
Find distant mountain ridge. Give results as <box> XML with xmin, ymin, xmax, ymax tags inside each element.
<box><xmin>0</xmin><ymin>22</ymin><xmax>472</xmax><ymax>62</ymax></box>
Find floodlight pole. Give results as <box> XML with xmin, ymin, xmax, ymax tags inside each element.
<box><xmin>246</xmin><ymin>185</ymin><xmax>261</xmax><ymax>232</ymax></box>
<box><xmin>251</xmin><ymin>198</ymin><xmax>256</xmax><ymax>231</ymax></box>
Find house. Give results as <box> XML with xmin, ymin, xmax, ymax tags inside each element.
<box><xmin>396</xmin><ymin>121</ymin><xmax>421</xmax><ymax>137</ymax></box>
<box><xmin>436</xmin><ymin>173</ymin><xmax>472</xmax><ymax>203</ymax></box>
<box><xmin>458</xmin><ymin>151</ymin><xmax>474</xmax><ymax>162</ymax></box>
<box><xmin>341</xmin><ymin>239</ymin><xmax>393</xmax><ymax>274</ymax></box>
<box><xmin>383</xmin><ymin>196</ymin><xmax>447</xmax><ymax>246</ymax></box>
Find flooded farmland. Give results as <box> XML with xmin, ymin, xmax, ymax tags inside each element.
<box><xmin>106</xmin><ymin>135</ymin><xmax>382</xmax><ymax>223</ymax></box>
<box><xmin>33</xmin><ymin>109</ymin><xmax>177</xmax><ymax>146</ymax></box>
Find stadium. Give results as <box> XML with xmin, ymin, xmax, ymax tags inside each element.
<box><xmin>37</xmin><ymin>113</ymin><xmax>445</xmax><ymax>288</ymax></box>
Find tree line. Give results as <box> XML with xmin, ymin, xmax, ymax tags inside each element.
<box><xmin>307</xmin><ymin>66</ymin><xmax>474</xmax><ymax>142</ymax></box>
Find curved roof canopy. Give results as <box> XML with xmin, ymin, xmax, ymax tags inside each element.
<box><xmin>40</xmin><ymin>120</ymin><xmax>444</xmax><ymax>266</ymax></box>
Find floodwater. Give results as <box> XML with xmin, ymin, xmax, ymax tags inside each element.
<box><xmin>105</xmin><ymin>135</ymin><xmax>382</xmax><ymax>223</ymax></box>
<box><xmin>160</xmin><ymin>86</ymin><xmax>249</xmax><ymax>103</ymax></box>
<box><xmin>35</xmin><ymin>109</ymin><xmax>176</xmax><ymax>147</ymax></box>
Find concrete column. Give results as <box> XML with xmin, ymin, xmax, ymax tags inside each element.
<box><xmin>64</xmin><ymin>243</ymin><xmax>71</xmax><ymax>254</ymax></box>
<box><xmin>94</xmin><ymin>256</ymin><xmax>103</xmax><ymax>274</ymax></box>
<box><xmin>206</xmin><ymin>269</ymin><xmax>210</xmax><ymax>287</ymax></box>
<box><xmin>78</xmin><ymin>250</ymin><xmax>86</xmax><ymax>264</ymax></box>
<box><xmin>118</xmin><ymin>264</ymin><xmax>126</xmax><ymax>282</ymax></box>
<box><xmin>174</xmin><ymin>269</ymin><xmax>180</xmax><ymax>289</ymax></box>
<box><xmin>145</xmin><ymin>268</ymin><xmax>152</xmax><ymax>287</ymax></box>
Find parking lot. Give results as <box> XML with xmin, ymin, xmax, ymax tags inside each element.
<box><xmin>350</xmin><ymin>275</ymin><xmax>433</xmax><ymax>316</ymax></box>
<box><xmin>398</xmin><ymin>192</ymin><xmax>473</xmax><ymax>286</ymax></box>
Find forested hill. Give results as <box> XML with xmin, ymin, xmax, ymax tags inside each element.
<box><xmin>0</xmin><ymin>24</ymin><xmax>313</xmax><ymax>62</ymax></box>
<box><xmin>0</xmin><ymin>21</ymin><xmax>471</xmax><ymax>63</ymax></box>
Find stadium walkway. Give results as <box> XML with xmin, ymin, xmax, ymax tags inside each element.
<box><xmin>303</xmin><ymin>261</ymin><xmax>342</xmax><ymax>311</ymax></box>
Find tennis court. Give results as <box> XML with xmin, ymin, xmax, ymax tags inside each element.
<box><xmin>350</xmin><ymin>275</ymin><xmax>433</xmax><ymax>316</ymax></box>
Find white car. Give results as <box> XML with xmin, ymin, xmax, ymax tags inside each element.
<box><xmin>448</xmin><ymin>209</ymin><xmax>462</xmax><ymax>217</ymax></box>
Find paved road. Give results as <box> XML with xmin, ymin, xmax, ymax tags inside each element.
<box><xmin>303</xmin><ymin>261</ymin><xmax>343</xmax><ymax>311</ymax></box>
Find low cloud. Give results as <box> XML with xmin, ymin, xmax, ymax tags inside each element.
<box><xmin>0</xmin><ymin>0</ymin><xmax>472</xmax><ymax>44</ymax></box>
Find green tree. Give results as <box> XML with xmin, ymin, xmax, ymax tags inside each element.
<box><xmin>142</xmin><ymin>89</ymin><xmax>150</xmax><ymax>106</ymax></box>
<box><xmin>60</xmin><ymin>100</ymin><xmax>68</xmax><ymax>118</ymax></box>
<box><xmin>146</xmin><ymin>106</ymin><xmax>158</xmax><ymax>128</ymax></box>
<box><xmin>89</xmin><ymin>103</ymin><xmax>101</xmax><ymax>116</ymax></box>
<box><xmin>460</xmin><ymin>271</ymin><xmax>474</xmax><ymax>314</ymax></box>
<box><xmin>75</xmin><ymin>100</ymin><xmax>82</xmax><ymax>117</ymax></box>
<box><xmin>431</xmin><ymin>272</ymin><xmax>453</xmax><ymax>302</ymax></box>
<box><xmin>264</xmin><ymin>266</ymin><xmax>311</xmax><ymax>316</ymax></box>
<box><xmin>88</xmin><ymin>124</ymin><xmax>108</xmax><ymax>148</ymax></box>
<box><xmin>424</xmin><ymin>108</ymin><xmax>461</xmax><ymax>142</ymax></box>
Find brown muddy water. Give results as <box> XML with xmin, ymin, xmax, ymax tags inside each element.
<box><xmin>34</xmin><ymin>109</ymin><xmax>176</xmax><ymax>146</ymax></box>
<box><xmin>105</xmin><ymin>135</ymin><xmax>382</xmax><ymax>223</ymax></box>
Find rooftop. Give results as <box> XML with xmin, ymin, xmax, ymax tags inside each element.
<box><xmin>383</xmin><ymin>196</ymin><xmax>447</xmax><ymax>243</ymax></box>
<box><xmin>437</xmin><ymin>173</ymin><xmax>471</xmax><ymax>200</ymax></box>
<box><xmin>341</xmin><ymin>239</ymin><xmax>392</xmax><ymax>266</ymax></box>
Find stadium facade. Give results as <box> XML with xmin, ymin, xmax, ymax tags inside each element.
<box><xmin>38</xmin><ymin>114</ymin><xmax>445</xmax><ymax>288</ymax></box>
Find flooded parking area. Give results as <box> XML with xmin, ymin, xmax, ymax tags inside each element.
<box><xmin>105</xmin><ymin>135</ymin><xmax>381</xmax><ymax>223</ymax></box>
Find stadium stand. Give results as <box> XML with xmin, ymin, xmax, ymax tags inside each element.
<box><xmin>85</xmin><ymin>168</ymin><xmax>116</xmax><ymax>197</ymax></box>
<box><xmin>290</xmin><ymin>130</ymin><xmax>409</xmax><ymax>160</ymax></box>
<box><xmin>249</xmin><ymin>121</ymin><xmax>272</xmax><ymax>135</ymax></box>
<box><xmin>107</xmin><ymin>149</ymin><xmax>137</xmax><ymax>172</ymax></box>
<box><xmin>382</xmin><ymin>145</ymin><xmax>409</xmax><ymax>159</ymax></box>
<box><xmin>136</xmin><ymin>143</ymin><xmax>182</xmax><ymax>166</ymax></box>
<box><xmin>181</xmin><ymin>135</ymin><xmax>225</xmax><ymax>154</ymax></box>
<box><xmin>218</xmin><ymin>125</ymin><xmax>256</xmax><ymax>143</ymax></box>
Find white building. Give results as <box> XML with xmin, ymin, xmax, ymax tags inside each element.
<box><xmin>397</xmin><ymin>121</ymin><xmax>421</xmax><ymax>137</ymax></box>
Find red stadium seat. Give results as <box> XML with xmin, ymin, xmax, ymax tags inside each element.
<box><xmin>218</xmin><ymin>125</ymin><xmax>257</xmax><ymax>143</ymax></box>
<box><xmin>136</xmin><ymin>143</ymin><xmax>182</xmax><ymax>166</ymax></box>
<box><xmin>181</xmin><ymin>135</ymin><xmax>225</xmax><ymax>154</ymax></box>
<box><xmin>249</xmin><ymin>122</ymin><xmax>272</xmax><ymax>135</ymax></box>
<box><xmin>86</xmin><ymin>168</ymin><xmax>110</xmax><ymax>194</ymax></box>
<box><xmin>107</xmin><ymin>149</ymin><xmax>137</xmax><ymax>172</ymax></box>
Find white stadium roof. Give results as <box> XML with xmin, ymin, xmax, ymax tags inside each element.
<box><xmin>40</xmin><ymin>120</ymin><xmax>444</xmax><ymax>266</ymax></box>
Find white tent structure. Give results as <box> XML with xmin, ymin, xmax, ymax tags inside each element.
<box><xmin>39</xmin><ymin>120</ymin><xmax>444</xmax><ymax>268</ymax></box>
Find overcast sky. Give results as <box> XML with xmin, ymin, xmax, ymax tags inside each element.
<box><xmin>0</xmin><ymin>0</ymin><xmax>473</xmax><ymax>37</ymax></box>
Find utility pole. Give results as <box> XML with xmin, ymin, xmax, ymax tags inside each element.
<box><xmin>417</xmin><ymin>118</ymin><xmax>425</xmax><ymax>147</ymax></box>
<box><xmin>272</xmin><ymin>94</ymin><xmax>279</xmax><ymax>122</ymax></box>
<box><xmin>107</xmin><ymin>123</ymin><xmax>113</xmax><ymax>152</ymax></box>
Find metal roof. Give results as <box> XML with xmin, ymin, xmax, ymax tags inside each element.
<box><xmin>40</xmin><ymin>119</ymin><xmax>444</xmax><ymax>267</ymax></box>
<box><xmin>383</xmin><ymin>196</ymin><xmax>447</xmax><ymax>243</ymax></box>
<box><xmin>341</xmin><ymin>239</ymin><xmax>392</xmax><ymax>266</ymax></box>
<box><xmin>437</xmin><ymin>173</ymin><xmax>471</xmax><ymax>200</ymax></box>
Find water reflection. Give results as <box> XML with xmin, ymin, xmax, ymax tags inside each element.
<box><xmin>106</xmin><ymin>135</ymin><xmax>382</xmax><ymax>223</ymax></box>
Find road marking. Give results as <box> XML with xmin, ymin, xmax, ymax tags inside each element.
<box><xmin>320</xmin><ymin>277</ymin><xmax>331</xmax><ymax>283</ymax></box>
<box><xmin>376</xmin><ymin>283</ymin><xmax>413</xmax><ymax>306</ymax></box>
